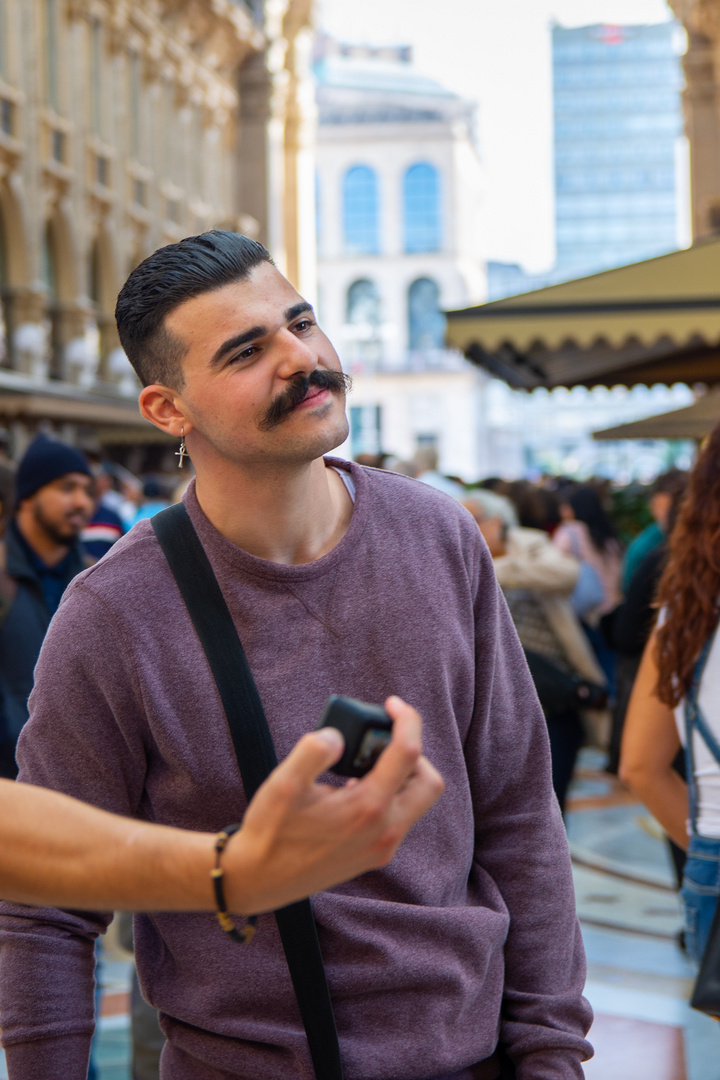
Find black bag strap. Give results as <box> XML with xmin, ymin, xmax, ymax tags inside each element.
<box><xmin>152</xmin><ymin>503</ymin><xmax>343</xmax><ymax>1080</ymax></box>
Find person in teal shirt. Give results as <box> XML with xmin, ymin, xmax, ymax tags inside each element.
<box><xmin>622</xmin><ymin>470</ymin><xmax>687</xmax><ymax>594</ymax></box>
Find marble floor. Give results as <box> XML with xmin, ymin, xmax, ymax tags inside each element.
<box><xmin>0</xmin><ymin>749</ymin><xmax>717</xmax><ymax>1079</ymax></box>
<box><xmin>569</xmin><ymin>750</ymin><xmax>720</xmax><ymax>1080</ymax></box>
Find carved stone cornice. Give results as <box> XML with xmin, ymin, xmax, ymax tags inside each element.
<box><xmin>74</xmin><ymin>0</ymin><xmax>263</xmax><ymax>76</ymax></box>
<box><xmin>157</xmin><ymin>0</ymin><xmax>263</xmax><ymax>71</ymax></box>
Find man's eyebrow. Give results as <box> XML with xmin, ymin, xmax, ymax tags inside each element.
<box><xmin>285</xmin><ymin>301</ymin><xmax>314</xmax><ymax>322</ymax></box>
<box><xmin>210</xmin><ymin>326</ymin><xmax>267</xmax><ymax>367</ymax></box>
<box><xmin>208</xmin><ymin>303</ymin><xmax>314</xmax><ymax>368</ymax></box>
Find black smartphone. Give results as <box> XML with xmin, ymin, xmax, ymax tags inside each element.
<box><xmin>316</xmin><ymin>695</ymin><xmax>393</xmax><ymax>777</ymax></box>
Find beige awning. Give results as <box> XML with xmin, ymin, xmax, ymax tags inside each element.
<box><xmin>593</xmin><ymin>390</ymin><xmax>720</xmax><ymax>441</ymax></box>
<box><xmin>0</xmin><ymin>370</ymin><xmax>163</xmax><ymax>434</ymax></box>
<box><xmin>0</xmin><ymin>392</ymin><xmax>156</xmax><ymax>428</ymax></box>
<box><xmin>446</xmin><ymin>237</ymin><xmax>720</xmax><ymax>389</ymax></box>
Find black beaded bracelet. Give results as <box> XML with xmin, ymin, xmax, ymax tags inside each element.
<box><xmin>211</xmin><ymin>824</ymin><xmax>258</xmax><ymax>944</ymax></box>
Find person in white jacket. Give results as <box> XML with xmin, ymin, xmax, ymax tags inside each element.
<box><xmin>463</xmin><ymin>493</ymin><xmax>606</xmax><ymax>810</ymax></box>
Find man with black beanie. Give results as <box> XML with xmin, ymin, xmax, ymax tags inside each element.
<box><xmin>0</xmin><ymin>434</ymin><xmax>93</xmax><ymax>777</ymax></box>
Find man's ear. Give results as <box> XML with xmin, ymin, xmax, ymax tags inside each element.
<box><xmin>138</xmin><ymin>385</ymin><xmax>191</xmax><ymax>438</ymax></box>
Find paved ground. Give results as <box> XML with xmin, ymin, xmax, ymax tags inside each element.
<box><xmin>569</xmin><ymin>750</ymin><xmax>720</xmax><ymax>1080</ymax></box>
<box><xmin>1</xmin><ymin>748</ymin><xmax>717</xmax><ymax>1079</ymax></box>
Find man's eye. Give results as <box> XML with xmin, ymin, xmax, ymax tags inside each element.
<box><xmin>231</xmin><ymin>347</ymin><xmax>257</xmax><ymax>363</ymax></box>
<box><xmin>294</xmin><ymin>319</ymin><xmax>313</xmax><ymax>332</ymax></box>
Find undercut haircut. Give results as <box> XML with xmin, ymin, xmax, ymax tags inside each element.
<box><xmin>114</xmin><ymin>231</ymin><xmax>273</xmax><ymax>388</ymax></box>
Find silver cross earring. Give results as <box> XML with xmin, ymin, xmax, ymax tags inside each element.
<box><xmin>175</xmin><ymin>426</ymin><xmax>188</xmax><ymax>469</ymax></box>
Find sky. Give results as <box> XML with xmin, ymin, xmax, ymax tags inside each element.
<box><xmin>318</xmin><ymin>0</ymin><xmax>677</xmax><ymax>271</ymax></box>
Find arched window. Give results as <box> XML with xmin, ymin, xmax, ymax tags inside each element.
<box><xmin>44</xmin><ymin>0</ymin><xmax>60</xmax><ymax>110</ymax></box>
<box><xmin>88</xmin><ymin>238</ymin><xmax>101</xmax><ymax>307</ymax></box>
<box><xmin>42</xmin><ymin>223</ymin><xmax>58</xmax><ymax>300</ymax></box>
<box><xmin>403</xmin><ymin>163</ymin><xmax>441</xmax><ymax>253</ymax></box>
<box><xmin>343</xmin><ymin>166</ymin><xmax>379</xmax><ymax>255</ymax></box>
<box><xmin>408</xmin><ymin>278</ymin><xmax>445</xmax><ymax>351</ymax></box>
<box><xmin>346</xmin><ymin>280</ymin><xmax>382</xmax><ymax>372</ymax></box>
<box><xmin>129</xmin><ymin>50</ymin><xmax>142</xmax><ymax>159</ymax></box>
<box><xmin>90</xmin><ymin>18</ymin><xmax>104</xmax><ymax>136</ymax></box>
<box><xmin>346</xmin><ymin>279</ymin><xmax>381</xmax><ymax>328</ymax></box>
<box><xmin>42</xmin><ymin>222</ymin><xmax>62</xmax><ymax>378</ymax></box>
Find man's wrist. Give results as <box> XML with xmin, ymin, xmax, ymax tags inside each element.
<box><xmin>213</xmin><ymin>825</ymin><xmax>266</xmax><ymax>916</ymax></box>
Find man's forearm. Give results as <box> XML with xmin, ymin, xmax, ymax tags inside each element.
<box><xmin>0</xmin><ymin>781</ymin><xmax>217</xmax><ymax>911</ymax></box>
<box><xmin>0</xmin><ymin>709</ymin><xmax>443</xmax><ymax>914</ymax></box>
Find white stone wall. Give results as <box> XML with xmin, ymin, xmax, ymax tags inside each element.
<box><xmin>335</xmin><ymin>367</ymin><xmax>489</xmax><ymax>482</ymax></box>
<box><xmin>316</xmin><ymin>87</ymin><xmax>488</xmax><ymax>478</ymax></box>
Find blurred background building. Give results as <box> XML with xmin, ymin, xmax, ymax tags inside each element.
<box><xmin>0</xmin><ymin>0</ymin><xmax>718</xmax><ymax>481</ymax></box>
<box><xmin>471</xmin><ymin>13</ymin><xmax>700</xmax><ymax>482</ymax></box>
<box><xmin>553</xmin><ymin>21</ymin><xmax>686</xmax><ymax>275</ymax></box>
<box><xmin>0</xmin><ymin>0</ymin><xmax>315</xmax><ymax>466</ymax></box>
<box><xmin>488</xmin><ymin>19</ymin><xmax>688</xmax><ymax>300</ymax></box>
<box><xmin>313</xmin><ymin>36</ymin><xmax>490</xmax><ymax>479</ymax></box>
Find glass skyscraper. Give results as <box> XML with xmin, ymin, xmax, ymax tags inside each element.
<box><xmin>553</xmin><ymin>22</ymin><xmax>684</xmax><ymax>276</ymax></box>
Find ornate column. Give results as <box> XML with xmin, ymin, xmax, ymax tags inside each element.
<box><xmin>9</xmin><ymin>288</ymin><xmax>48</xmax><ymax>380</ymax></box>
<box><xmin>237</xmin><ymin>45</ymin><xmax>289</xmax><ymax>269</ymax></box>
<box><xmin>670</xmin><ymin>0</ymin><xmax>720</xmax><ymax>239</ymax></box>
<box><xmin>282</xmin><ymin>14</ymin><xmax>317</xmax><ymax>297</ymax></box>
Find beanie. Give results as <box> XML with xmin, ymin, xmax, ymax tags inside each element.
<box><xmin>16</xmin><ymin>434</ymin><xmax>92</xmax><ymax>504</ymax></box>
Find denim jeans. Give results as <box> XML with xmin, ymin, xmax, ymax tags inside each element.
<box><xmin>681</xmin><ymin>834</ymin><xmax>720</xmax><ymax>964</ymax></box>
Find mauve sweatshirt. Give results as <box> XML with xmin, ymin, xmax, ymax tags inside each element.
<box><xmin>0</xmin><ymin>461</ymin><xmax>592</xmax><ymax>1080</ymax></box>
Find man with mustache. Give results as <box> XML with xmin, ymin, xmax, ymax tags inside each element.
<box><xmin>0</xmin><ymin>232</ymin><xmax>591</xmax><ymax>1080</ymax></box>
<box><xmin>0</xmin><ymin>435</ymin><xmax>94</xmax><ymax>778</ymax></box>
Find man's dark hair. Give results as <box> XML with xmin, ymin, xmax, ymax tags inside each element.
<box><xmin>115</xmin><ymin>231</ymin><xmax>273</xmax><ymax>389</ymax></box>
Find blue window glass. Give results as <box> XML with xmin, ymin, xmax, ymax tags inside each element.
<box><xmin>343</xmin><ymin>166</ymin><xmax>379</xmax><ymax>255</ymax></box>
<box><xmin>403</xmin><ymin>163</ymin><xmax>441</xmax><ymax>253</ymax></box>
<box><xmin>346</xmin><ymin>279</ymin><xmax>381</xmax><ymax>327</ymax></box>
<box><xmin>408</xmin><ymin>278</ymin><xmax>445</xmax><ymax>351</ymax></box>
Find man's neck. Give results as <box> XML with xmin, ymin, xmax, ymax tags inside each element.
<box><xmin>14</xmin><ymin>514</ymin><xmax>71</xmax><ymax>569</ymax></box>
<box><xmin>193</xmin><ymin>456</ymin><xmax>354</xmax><ymax>565</ymax></box>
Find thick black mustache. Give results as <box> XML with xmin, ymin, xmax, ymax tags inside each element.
<box><xmin>259</xmin><ymin>369</ymin><xmax>352</xmax><ymax>431</ymax></box>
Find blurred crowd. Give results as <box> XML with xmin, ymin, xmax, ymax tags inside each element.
<box><xmin>0</xmin><ymin>433</ymin><xmax>188</xmax><ymax>1078</ymax></box>
<box><xmin>357</xmin><ymin>445</ymin><xmax>689</xmax><ymax>815</ymax></box>
<box><xmin>0</xmin><ymin>429</ymin><xmax>691</xmax><ymax>818</ymax></box>
<box><xmin>1</xmin><ymin>423</ymin><xmax>719</xmax><ymax>1060</ymax></box>
<box><xmin>0</xmin><ymin>432</ymin><xmax>188</xmax><ymax>781</ymax></box>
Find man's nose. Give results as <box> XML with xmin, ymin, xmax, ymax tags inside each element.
<box><xmin>74</xmin><ymin>491</ymin><xmax>95</xmax><ymax>513</ymax></box>
<box><xmin>275</xmin><ymin>328</ymin><xmax>316</xmax><ymax>377</ymax></box>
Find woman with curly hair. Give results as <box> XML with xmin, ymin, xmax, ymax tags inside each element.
<box><xmin>621</xmin><ymin>422</ymin><xmax>720</xmax><ymax>964</ymax></box>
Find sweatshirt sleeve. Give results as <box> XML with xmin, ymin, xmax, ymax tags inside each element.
<box><xmin>465</xmin><ymin>549</ymin><xmax>593</xmax><ymax>1079</ymax></box>
<box><xmin>0</xmin><ymin>582</ymin><xmax>149</xmax><ymax>1077</ymax></box>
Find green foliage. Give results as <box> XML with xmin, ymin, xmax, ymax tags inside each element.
<box><xmin>609</xmin><ymin>483</ymin><xmax>653</xmax><ymax>547</ymax></box>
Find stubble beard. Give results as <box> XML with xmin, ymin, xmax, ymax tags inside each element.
<box><xmin>257</xmin><ymin>368</ymin><xmax>352</xmax><ymax>464</ymax></box>
<box><xmin>32</xmin><ymin>501</ymin><xmax>82</xmax><ymax>547</ymax></box>
<box><xmin>189</xmin><ymin>381</ymin><xmax>351</xmax><ymax>473</ymax></box>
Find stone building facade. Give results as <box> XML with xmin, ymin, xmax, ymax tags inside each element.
<box><xmin>314</xmin><ymin>38</ymin><xmax>490</xmax><ymax>480</ymax></box>
<box><xmin>669</xmin><ymin>0</ymin><xmax>720</xmax><ymax>241</ymax></box>
<box><xmin>0</xmin><ymin>0</ymin><xmax>315</xmax><ymax>459</ymax></box>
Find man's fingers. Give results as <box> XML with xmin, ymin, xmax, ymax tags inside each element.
<box><xmin>271</xmin><ymin>728</ymin><xmax>345</xmax><ymax>794</ymax></box>
<box><xmin>391</xmin><ymin>756</ymin><xmax>445</xmax><ymax>826</ymax></box>
<box><xmin>361</xmin><ymin>756</ymin><xmax>445</xmax><ymax>869</ymax></box>
<box><xmin>360</xmin><ymin>696</ymin><xmax>423</xmax><ymax>793</ymax></box>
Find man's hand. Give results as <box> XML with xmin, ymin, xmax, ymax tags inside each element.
<box><xmin>223</xmin><ymin>696</ymin><xmax>444</xmax><ymax>914</ymax></box>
